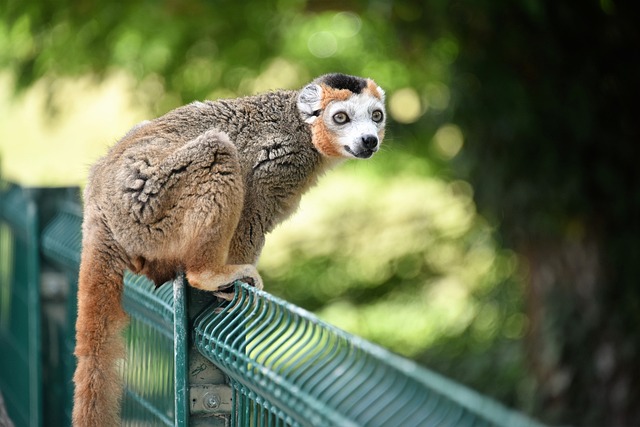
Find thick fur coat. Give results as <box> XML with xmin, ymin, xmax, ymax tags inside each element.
<box><xmin>73</xmin><ymin>73</ymin><xmax>385</xmax><ymax>426</ymax></box>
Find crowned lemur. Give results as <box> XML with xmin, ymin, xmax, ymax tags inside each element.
<box><xmin>72</xmin><ymin>73</ymin><xmax>386</xmax><ymax>426</ymax></box>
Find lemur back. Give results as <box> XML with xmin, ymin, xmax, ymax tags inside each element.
<box><xmin>72</xmin><ymin>73</ymin><xmax>386</xmax><ymax>426</ymax></box>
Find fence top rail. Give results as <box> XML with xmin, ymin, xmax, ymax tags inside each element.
<box><xmin>194</xmin><ymin>281</ymin><xmax>544</xmax><ymax>427</ymax></box>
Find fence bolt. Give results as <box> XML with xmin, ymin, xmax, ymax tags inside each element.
<box><xmin>203</xmin><ymin>393</ymin><xmax>220</xmax><ymax>410</ymax></box>
<box><xmin>189</xmin><ymin>384</ymin><xmax>231</xmax><ymax>415</ymax></box>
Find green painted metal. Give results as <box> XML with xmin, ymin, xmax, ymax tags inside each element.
<box><xmin>0</xmin><ymin>184</ymin><xmax>547</xmax><ymax>427</ymax></box>
<box><xmin>38</xmin><ymin>191</ymin><xmax>186</xmax><ymax>426</ymax></box>
<box><xmin>0</xmin><ymin>185</ymin><xmax>42</xmax><ymax>427</ymax></box>
<box><xmin>174</xmin><ymin>275</ymin><xmax>190</xmax><ymax>427</ymax></box>
<box><xmin>185</xmin><ymin>286</ymin><xmax>230</xmax><ymax>427</ymax></box>
<box><xmin>194</xmin><ymin>282</ymin><xmax>545</xmax><ymax>427</ymax></box>
<box><xmin>40</xmin><ymin>201</ymin><xmax>83</xmax><ymax>425</ymax></box>
<box><xmin>121</xmin><ymin>272</ymin><xmax>176</xmax><ymax>426</ymax></box>
<box><xmin>10</xmin><ymin>184</ymin><xmax>188</xmax><ymax>427</ymax></box>
<box><xmin>120</xmin><ymin>273</ymin><xmax>227</xmax><ymax>426</ymax></box>
<box><xmin>41</xmin><ymin>204</ymin><xmax>82</xmax><ymax>270</ymax></box>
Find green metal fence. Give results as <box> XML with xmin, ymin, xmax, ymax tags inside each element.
<box><xmin>0</xmin><ymin>185</ymin><xmax>42</xmax><ymax>427</ymax></box>
<box><xmin>0</xmin><ymin>184</ymin><xmax>545</xmax><ymax>427</ymax></box>
<box><xmin>195</xmin><ymin>283</ymin><xmax>544</xmax><ymax>427</ymax></box>
<box><xmin>37</xmin><ymin>195</ymin><xmax>190</xmax><ymax>426</ymax></box>
<box><xmin>39</xmin><ymin>194</ymin><xmax>83</xmax><ymax>425</ymax></box>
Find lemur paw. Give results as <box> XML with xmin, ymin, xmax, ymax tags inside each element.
<box><xmin>212</xmin><ymin>275</ymin><xmax>263</xmax><ymax>301</ymax></box>
<box><xmin>240</xmin><ymin>275</ymin><xmax>263</xmax><ymax>289</ymax></box>
<box><xmin>213</xmin><ymin>290</ymin><xmax>236</xmax><ymax>301</ymax></box>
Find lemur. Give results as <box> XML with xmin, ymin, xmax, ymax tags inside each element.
<box><xmin>72</xmin><ymin>73</ymin><xmax>386</xmax><ymax>426</ymax></box>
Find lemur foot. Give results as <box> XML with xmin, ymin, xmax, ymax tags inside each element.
<box><xmin>187</xmin><ymin>265</ymin><xmax>263</xmax><ymax>294</ymax></box>
<box><xmin>212</xmin><ymin>275</ymin><xmax>263</xmax><ymax>301</ymax></box>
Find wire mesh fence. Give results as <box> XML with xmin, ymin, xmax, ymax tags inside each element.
<box><xmin>0</xmin><ymin>183</ymin><xmax>545</xmax><ymax>426</ymax></box>
<box><xmin>121</xmin><ymin>274</ymin><xmax>177</xmax><ymax>426</ymax></box>
<box><xmin>194</xmin><ymin>282</ymin><xmax>544</xmax><ymax>427</ymax></box>
<box><xmin>0</xmin><ymin>185</ymin><xmax>41</xmax><ymax>427</ymax></box>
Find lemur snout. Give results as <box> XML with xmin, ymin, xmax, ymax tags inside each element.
<box><xmin>347</xmin><ymin>135</ymin><xmax>379</xmax><ymax>159</ymax></box>
<box><xmin>361</xmin><ymin>135</ymin><xmax>379</xmax><ymax>150</ymax></box>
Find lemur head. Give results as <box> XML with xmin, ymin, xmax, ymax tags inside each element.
<box><xmin>297</xmin><ymin>73</ymin><xmax>386</xmax><ymax>160</ymax></box>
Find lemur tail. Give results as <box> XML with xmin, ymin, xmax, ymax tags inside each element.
<box><xmin>72</xmin><ymin>227</ymin><xmax>129</xmax><ymax>427</ymax></box>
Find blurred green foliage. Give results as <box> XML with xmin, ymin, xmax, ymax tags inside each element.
<box><xmin>1</xmin><ymin>0</ymin><xmax>638</xmax><ymax>425</ymax></box>
<box><xmin>441</xmin><ymin>2</ymin><xmax>640</xmax><ymax>425</ymax></box>
<box><xmin>259</xmin><ymin>164</ymin><xmax>530</xmax><ymax>409</ymax></box>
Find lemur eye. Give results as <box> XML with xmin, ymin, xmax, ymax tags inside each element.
<box><xmin>372</xmin><ymin>110</ymin><xmax>384</xmax><ymax>123</ymax></box>
<box><xmin>332</xmin><ymin>112</ymin><xmax>350</xmax><ymax>124</ymax></box>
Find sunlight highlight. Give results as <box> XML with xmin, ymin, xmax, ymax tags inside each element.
<box><xmin>389</xmin><ymin>88</ymin><xmax>422</xmax><ymax>123</ymax></box>
<box><xmin>0</xmin><ymin>71</ymin><xmax>147</xmax><ymax>186</ymax></box>
<box><xmin>433</xmin><ymin>123</ymin><xmax>464</xmax><ymax>159</ymax></box>
<box><xmin>307</xmin><ymin>31</ymin><xmax>338</xmax><ymax>58</ymax></box>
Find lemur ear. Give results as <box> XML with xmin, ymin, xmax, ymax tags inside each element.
<box><xmin>297</xmin><ymin>83</ymin><xmax>323</xmax><ymax>124</ymax></box>
<box><xmin>367</xmin><ymin>79</ymin><xmax>386</xmax><ymax>101</ymax></box>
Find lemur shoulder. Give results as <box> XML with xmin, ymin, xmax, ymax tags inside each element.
<box><xmin>72</xmin><ymin>73</ymin><xmax>386</xmax><ymax>426</ymax></box>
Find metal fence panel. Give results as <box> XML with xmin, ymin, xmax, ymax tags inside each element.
<box><xmin>0</xmin><ymin>184</ymin><xmax>546</xmax><ymax>427</ymax></box>
<box><xmin>40</xmin><ymin>201</ymin><xmax>83</xmax><ymax>425</ymax></box>
<box><xmin>36</xmin><ymin>188</ymin><xmax>188</xmax><ymax>426</ymax></box>
<box><xmin>194</xmin><ymin>282</ymin><xmax>544</xmax><ymax>427</ymax></box>
<box><xmin>38</xmin><ymin>191</ymin><xmax>188</xmax><ymax>427</ymax></box>
<box><xmin>0</xmin><ymin>186</ymin><xmax>42</xmax><ymax>427</ymax></box>
<box><xmin>120</xmin><ymin>273</ymin><xmax>227</xmax><ymax>427</ymax></box>
<box><xmin>121</xmin><ymin>272</ymin><xmax>177</xmax><ymax>426</ymax></box>
<box><xmin>38</xmin><ymin>196</ymin><xmax>189</xmax><ymax>426</ymax></box>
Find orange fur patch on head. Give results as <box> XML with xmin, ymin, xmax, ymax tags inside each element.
<box><xmin>308</xmin><ymin>84</ymin><xmax>354</xmax><ymax>157</ymax></box>
<box><xmin>311</xmin><ymin>119</ymin><xmax>341</xmax><ymax>157</ymax></box>
<box><xmin>319</xmin><ymin>84</ymin><xmax>352</xmax><ymax>109</ymax></box>
<box><xmin>365</xmin><ymin>79</ymin><xmax>383</xmax><ymax>99</ymax></box>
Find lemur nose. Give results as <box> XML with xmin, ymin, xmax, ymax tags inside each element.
<box><xmin>361</xmin><ymin>135</ymin><xmax>378</xmax><ymax>150</ymax></box>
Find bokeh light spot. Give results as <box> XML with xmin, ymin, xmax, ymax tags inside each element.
<box><xmin>389</xmin><ymin>87</ymin><xmax>422</xmax><ymax>123</ymax></box>
<box><xmin>504</xmin><ymin>313</ymin><xmax>528</xmax><ymax>339</ymax></box>
<box><xmin>251</xmin><ymin>57</ymin><xmax>302</xmax><ymax>93</ymax></box>
<box><xmin>308</xmin><ymin>31</ymin><xmax>337</xmax><ymax>58</ymax></box>
<box><xmin>332</xmin><ymin>12</ymin><xmax>361</xmax><ymax>38</ymax></box>
<box><xmin>433</xmin><ymin>124</ymin><xmax>464</xmax><ymax>159</ymax></box>
<box><xmin>426</xmin><ymin>82</ymin><xmax>450</xmax><ymax>110</ymax></box>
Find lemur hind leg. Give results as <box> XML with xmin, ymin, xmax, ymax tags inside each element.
<box><xmin>183</xmin><ymin>210</ymin><xmax>264</xmax><ymax>299</ymax></box>
<box><xmin>162</xmin><ymin>130</ymin><xmax>263</xmax><ymax>295</ymax></box>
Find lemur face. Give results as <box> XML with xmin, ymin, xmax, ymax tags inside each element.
<box><xmin>297</xmin><ymin>73</ymin><xmax>386</xmax><ymax>159</ymax></box>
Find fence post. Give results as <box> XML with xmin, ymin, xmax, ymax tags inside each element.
<box><xmin>0</xmin><ymin>186</ymin><xmax>41</xmax><ymax>427</ymax></box>
<box><xmin>174</xmin><ymin>274</ymin><xmax>189</xmax><ymax>426</ymax></box>
<box><xmin>183</xmin><ymin>281</ymin><xmax>233</xmax><ymax>426</ymax></box>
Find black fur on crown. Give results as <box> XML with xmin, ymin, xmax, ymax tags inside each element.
<box><xmin>315</xmin><ymin>73</ymin><xmax>367</xmax><ymax>94</ymax></box>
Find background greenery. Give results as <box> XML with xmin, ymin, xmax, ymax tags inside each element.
<box><xmin>1</xmin><ymin>0</ymin><xmax>638</xmax><ymax>425</ymax></box>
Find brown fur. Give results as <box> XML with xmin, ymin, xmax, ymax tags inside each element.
<box><xmin>311</xmin><ymin>85</ymin><xmax>351</xmax><ymax>157</ymax></box>
<box><xmin>72</xmin><ymin>74</ymin><xmax>385</xmax><ymax>426</ymax></box>
<box><xmin>365</xmin><ymin>79</ymin><xmax>384</xmax><ymax>99</ymax></box>
<box><xmin>310</xmin><ymin>119</ymin><xmax>342</xmax><ymax>157</ymax></box>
